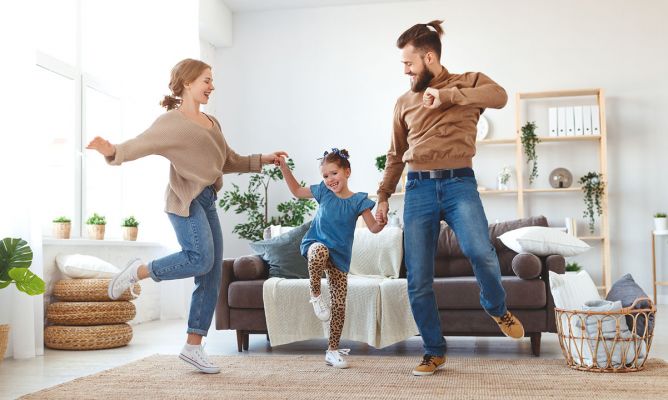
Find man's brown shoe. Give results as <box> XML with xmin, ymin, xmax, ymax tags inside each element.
<box><xmin>492</xmin><ymin>311</ymin><xmax>525</xmax><ymax>339</ymax></box>
<box><xmin>412</xmin><ymin>354</ymin><xmax>446</xmax><ymax>376</ymax></box>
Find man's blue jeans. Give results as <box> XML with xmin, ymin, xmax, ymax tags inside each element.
<box><xmin>148</xmin><ymin>186</ymin><xmax>223</xmax><ymax>337</ymax></box>
<box><xmin>403</xmin><ymin>174</ymin><xmax>507</xmax><ymax>356</ymax></box>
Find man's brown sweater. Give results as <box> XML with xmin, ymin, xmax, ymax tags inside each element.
<box><xmin>377</xmin><ymin>67</ymin><xmax>507</xmax><ymax>203</ymax></box>
<box><xmin>106</xmin><ymin>110</ymin><xmax>262</xmax><ymax>217</ymax></box>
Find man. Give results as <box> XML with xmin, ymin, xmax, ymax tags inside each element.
<box><xmin>375</xmin><ymin>20</ymin><xmax>524</xmax><ymax>376</ymax></box>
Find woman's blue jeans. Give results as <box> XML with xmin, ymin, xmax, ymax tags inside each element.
<box><xmin>403</xmin><ymin>174</ymin><xmax>507</xmax><ymax>357</ymax></box>
<box><xmin>148</xmin><ymin>186</ymin><xmax>222</xmax><ymax>337</ymax></box>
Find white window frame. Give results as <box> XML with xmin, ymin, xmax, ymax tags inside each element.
<box><xmin>36</xmin><ymin>2</ymin><xmax>120</xmax><ymax>238</ymax></box>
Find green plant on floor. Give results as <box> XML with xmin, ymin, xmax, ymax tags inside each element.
<box><xmin>122</xmin><ymin>216</ymin><xmax>139</xmax><ymax>227</ymax></box>
<box><xmin>655</xmin><ymin>212</ymin><xmax>667</xmax><ymax>218</ymax></box>
<box><xmin>520</xmin><ymin>121</ymin><xmax>540</xmax><ymax>184</ymax></box>
<box><xmin>52</xmin><ymin>216</ymin><xmax>71</xmax><ymax>223</ymax></box>
<box><xmin>0</xmin><ymin>237</ymin><xmax>45</xmax><ymax>295</ymax></box>
<box><xmin>375</xmin><ymin>154</ymin><xmax>387</xmax><ymax>172</ymax></box>
<box><xmin>219</xmin><ymin>159</ymin><xmax>317</xmax><ymax>242</ymax></box>
<box><xmin>565</xmin><ymin>262</ymin><xmax>582</xmax><ymax>272</ymax></box>
<box><xmin>579</xmin><ymin>172</ymin><xmax>605</xmax><ymax>233</ymax></box>
<box><xmin>85</xmin><ymin>213</ymin><xmax>106</xmax><ymax>225</ymax></box>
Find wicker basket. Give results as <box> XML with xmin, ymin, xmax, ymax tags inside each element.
<box><xmin>53</xmin><ymin>279</ymin><xmax>141</xmax><ymax>302</ymax></box>
<box><xmin>0</xmin><ymin>324</ymin><xmax>9</xmax><ymax>362</ymax></box>
<box><xmin>47</xmin><ymin>301</ymin><xmax>136</xmax><ymax>326</ymax></box>
<box><xmin>555</xmin><ymin>297</ymin><xmax>656</xmax><ymax>372</ymax></box>
<box><xmin>44</xmin><ymin>324</ymin><xmax>132</xmax><ymax>350</ymax></box>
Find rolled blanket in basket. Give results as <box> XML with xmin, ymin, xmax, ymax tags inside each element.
<box><xmin>576</xmin><ymin>300</ymin><xmax>646</xmax><ymax>368</ymax></box>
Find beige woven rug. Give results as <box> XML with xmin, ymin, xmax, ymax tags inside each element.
<box><xmin>22</xmin><ymin>355</ymin><xmax>668</xmax><ymax>399</ymax></box>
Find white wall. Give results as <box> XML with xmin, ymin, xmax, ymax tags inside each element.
<box><xmin>212</xmin><ymin>0</ymin><xmax>668</xmax><ymax>298</ymax></box>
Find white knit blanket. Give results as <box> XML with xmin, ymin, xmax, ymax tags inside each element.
<box><xmin>262</xmin><ymin>275</ymin><xmax>418</xmax><ymax>348</ymax></box>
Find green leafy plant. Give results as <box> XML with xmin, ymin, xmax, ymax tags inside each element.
<box><xmin>579</xmin><ymin>172</ymin><xmax>605</xmax><ymax>233</ymax></box>
<box><xmin>375</xmin><ymin>154</ymin><xmax>387</xmax><ymax>172</ymax></box>
<box><xmin>122</xmin><ymin>216</ymin><xmax>139</xmax><ymax>227</ymax></box>
<box><xmin>0</xmin><ymin>238</ymin><xmax>45</xmax><ymax>295</ymax></box>
<box><xmin>85</xmin><ymin>213</ymin><xmax>106</xmax><ymax>225</ymax></box>
<box><xmin>520</xmin><ymin>121</ymin><xmax>540</xmax><ymax>184</ymax></box>
<box><xmin>498</xmin><ymin>166</ymin><xmax>512</xmax><ymax>185</ymax></box>
<box><xmin>52</xmin><ymin>216</ymin><xmax>71</xmax><ymax>223</ymax></box>
<box><xmin>565</xmin><ymin>262</ymin><xmax>582</xmax><ymax>272</ymax></box>
<box><xmin>219</xmin><ymin>159</ymin><xmax>317</xmax><ymax>242</ymax></box>
<box><xmin>655</xmin><ymin>213</ymin><xmax>667</xmax><ymax>218</ymax></box>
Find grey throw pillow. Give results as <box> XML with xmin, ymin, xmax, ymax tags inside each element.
<box><xmin>249</xmin><ymin>221</ymin><xmax>311</xmax><ymax>279</ymax></box>
<box><xmin>605</xmin><ymin>273</ymin><xmax>655</xmax><ymax>335</ymax></box>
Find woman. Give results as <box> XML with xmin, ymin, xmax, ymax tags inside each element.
<box><xmin>87</xmin><ymin>58</ymin><xmax>286</xmax><ymax>374</ymax></box>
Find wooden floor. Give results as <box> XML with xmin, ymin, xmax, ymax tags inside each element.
<box><xmin>2</xmin><ymin>305</ymin><xmax>666</xmax><ymax>399</ymax></box>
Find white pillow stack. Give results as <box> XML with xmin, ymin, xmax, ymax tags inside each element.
<box><xmin>349</xmin><ymin>227</ymin><xmax>403</xmax><ymax>278</ymax></box>
<box><xmin>56</xmin><ymin>254</ymin><xmax>120</xmax><ymax>279</ymax></box>
<box><xmin>498</xmin><ymin>226</ymin><xmax>590</xmax><ymax>257</ymax></box>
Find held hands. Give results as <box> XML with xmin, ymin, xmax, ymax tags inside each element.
<box><xmin>422</xmin><ymin>87</ymin><xmax>441</xmax><ymax>109</ymax></box>
<box><xmin>274</xmin><ymin>155</ymin><xmax>289</xmax><ymax>171</ymax></box>
<box><xmin>375</xmin><ymin>201</ymin><xmax>389</xmax><ymax>225</ymax></box>
<box><xmin>261</xmin><ymin>151</ymin><xmax>288</xmax><ymax>165</ymax></box>
<box><xmin>86</xmin><ymin>136</ymin><xmax>116</xmax><ymax>157</ymax></box>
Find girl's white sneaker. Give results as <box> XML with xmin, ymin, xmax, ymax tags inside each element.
<box><xmin>309</xmin><ymin>295</ymin><xmax>330</xmax><ymax>321</ymax></box>
<box><xmin>325</xmin><ymin>349</ymin><xmax>350</xmax><ymax>369</ymax></box>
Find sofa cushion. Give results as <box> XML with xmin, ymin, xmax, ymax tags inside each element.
<box><xmin>349</xmin><ymin>227</ymin><xmax>403</xmax><ymax>278</ymax></box>
<box><xmin>498</xmin><ymin>226</ymin><xmax>590</xmax><ymax>256</ymax></box>
<box><xmin>433</xmin><ymin>276</ymin><xmax>547</xmax><ymax>310</ymax></box>
<box><xmin>228</xmin><ymin>280</ymin><xmax>265</xmax><ymax>309</ymax></box>
<box><xmin>249</xmin><ymin>221</ymin><xmax>311</xmax><ymax>279</ymax></box>
<box><xmin>511</xmin><ymin>253</ymin><xmax>542</xmax><ymax>280</ymax></box>
<box><xmin>435</xmin><ymin>216</ymin><xmax>548</xmax><ymax>278</ymax></box>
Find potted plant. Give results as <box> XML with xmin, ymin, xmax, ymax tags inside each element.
<box><xmin>121</xmin><ymin>216</ymin><xmax>140</xmax><ymax>241</ymax></box>
<box><xmin>52</xmin><ymin>216</ymin><xmax>71</xmax><ymax>239</ymax></box>
<box><xmin>520</xmin><ymin>121</ymin><xmax>540</xmax><ymax>184</ymax></box>
<box><xmin>219</xmin><ymin>159</ymin><xmax>316</xmax><ymax>241</ymax></box>
<box><xmin>654</xmin><ymin>212</ymin><xmax>667</xmax><ymax>232</ymax></box>
<box><xmin>0</xmin><ymin>237</ymin><xmax>45</xmax><ymax>361</ymax></box>
<box><xmin>497</xmin><ymin>166</ymin><xmax>512</xmax><ymax>190</ymax></box>
<box><xmin>579</xmin><ymin>172</ymin><xmax>605</xmax><ymax>234</ymax></box>
<box><xmin>565</xmin><ymin>262</ymin><xmax>582</xmax><ymax>273</ymax></box>
<box><xmin>85</xmin><ymin>213</ymin><xmax>106</xmax><ymax>240</ymax></box>
<box><xmin>375</xmin><ymin>154</ymin><xmax>387</xmax><ymax>173</ymax></box>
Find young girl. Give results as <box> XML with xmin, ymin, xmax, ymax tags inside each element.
<box><xmin>276</xmin><ymin>148</ymin><xmax>385</xmax><ymax>368</ymax></box>
<box><xmin>87</xmin><ymin>58</ymin><xmax>286</xmax><ymax>374</ymax></box>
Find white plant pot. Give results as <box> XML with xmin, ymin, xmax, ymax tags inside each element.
<box><xmin>654</xmin><ymin>218</ymin><xmax>668</xmax><ymax>232</ymax></box>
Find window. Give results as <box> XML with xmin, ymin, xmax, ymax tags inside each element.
<box><xmin>36</xmin><ymin>0</ymin><xmax>122</xmax><ymax>238</ymax></box>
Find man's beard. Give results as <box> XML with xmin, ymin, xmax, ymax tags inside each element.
<box><xmin>411</xmin><ymin>66</ymin><xmax>434</xmax><ymax>93</ymax></box>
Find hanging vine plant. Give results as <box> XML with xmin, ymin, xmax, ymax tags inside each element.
<box><xmin>520</xmin><ymin>121</ymin><xmax>540</xmax><ymax>184</ymax></box>
<box><xmin>579</xmin><ymin>172</ymin><xmax>605</xmax><ymax>233</ymax></box>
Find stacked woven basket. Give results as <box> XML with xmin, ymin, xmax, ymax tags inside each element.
<box><xmin>45</xmin><ymin>279</ymin><xmax>140</xmax><ymax>350</ymax></box>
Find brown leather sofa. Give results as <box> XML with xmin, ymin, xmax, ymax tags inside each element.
<box><xmin>215</xmin><ymin>216</ymin><xmax>565</xmax><ymax>356</ymax></box>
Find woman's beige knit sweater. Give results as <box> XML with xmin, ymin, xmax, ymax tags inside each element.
<box><xmin>106</xmin><ymin>110</ymin><xmax>261</xmax><ymax>217</ymax></box>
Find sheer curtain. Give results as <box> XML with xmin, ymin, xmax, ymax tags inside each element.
<box><xmin>0</xmin><ymin>0</ymin><xmax>199</xmax><ymax>360</ymax></box>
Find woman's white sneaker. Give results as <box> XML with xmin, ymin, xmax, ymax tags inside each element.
<box><xmin>325</xmin><ymin>349</ymin><xmax>350</xmax><ymax>369</ymax></box>
<box><xmin>179</xmin><ymin>343</ymin><xmax>221</xmax><ymax>374</ymax></box>
<box><xmin>108</xmin><ymin>258</ymin><xmax>142</xmax><ymax>300</ymax></box>
<box><xmin>309</xmin><ymin>295</ymin><xmax>330</xmax><ymax>321</ymax></box>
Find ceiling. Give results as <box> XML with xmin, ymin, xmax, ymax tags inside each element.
<box><xmin>221</xmin><ymin>0</ymin><xmax>427</xmax><ymax>13</ymax></box>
